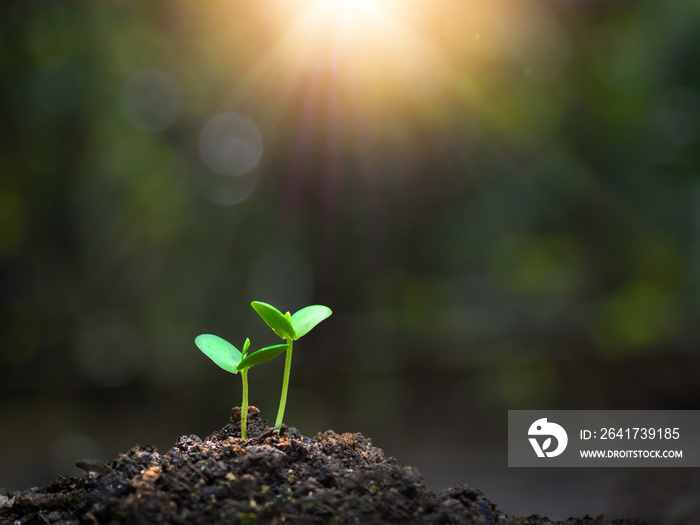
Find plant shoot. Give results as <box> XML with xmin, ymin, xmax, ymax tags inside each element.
<box><xmin>251</xmin><ymin>301</ymin><xmax>332</xmax><ymax>429</ymax></box>
<box><xmin>194</xmin><ymin>334</ymin><xmax>286</xmax><ymax>439</ymax></box>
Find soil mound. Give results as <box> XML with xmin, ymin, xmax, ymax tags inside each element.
<box><xmin>0</xmin><ymin>409</ymin><xmax>645</xmax><ymax>524</ymax></box>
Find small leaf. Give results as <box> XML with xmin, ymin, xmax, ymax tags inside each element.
<box><xmin>195</xmin><ymin>334</ymin><xmax>242</xmax><ymax>374</ymax></box>
<box><xmin>291</xmin><ymin>305</ymin><xmax>332</xmax><ymax>339</ymax></box>
<box><xmin>251</xmin><ymin>301</ymin><xmax>297</xmax><ymax>340</ymax></box>
<box><xmin>237</xmin><ymin>344</ymin><xmax>288</xmax><ymax>372</ymax></box>
<box><xmin>542</xmin><ymin>437</ymin><xmax>552</xmax><ymax>451</ymax></box>
<box><xmin>242</xmin><ymin>338</ymin><xmax>251</xmax><ymax>357</ymax></box>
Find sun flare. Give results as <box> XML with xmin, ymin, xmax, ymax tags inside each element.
<box><xmin>283</xmin><ymin>0</ymin><xmax>395</xmax><ymax>53</ymax></box>
<box><xmin>321</xmin><ymin>0</ymin><xmax>384</xmax><ymax>13</ymax></box>
<box><xmin>298</xmin><ymin>0</ymin><xmax>387</xmax><ymax>25</ymax></box>
<box><xmin>272</xmin><ymin>0</ymin><xmax>444</xmax><ymax>95</ymax></box>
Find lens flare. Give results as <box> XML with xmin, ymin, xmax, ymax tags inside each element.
<box><xmin>314</xmin><ymin>0</ymin><xmax>383</xmax><ymax>15</ymax></box>
<box><xmin>198</xmin><ymin>112</ymin><xmax>263</xmax><ymax>177</ymax></box>
<box><xmin>275</xmin><ymin>0</ymin><xmax>421</xmax><ymax>76</ymax></box>
<box><xmin>295</xmin><ymin>0</ymin><xmax>386</xmax><ymax>25</ymax></box>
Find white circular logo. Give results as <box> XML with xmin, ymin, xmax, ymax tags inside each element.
<box><xmin>528</xmin><ymin>418</ymin><xmax>568</xmax><ymax>458</ymax></box>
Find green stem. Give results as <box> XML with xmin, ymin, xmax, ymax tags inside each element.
<box><xmin>274</xmin><ymin>339</ymin><xmax>294</xmax><ymax>429</ymax></box>
<box><xmin>241</xmin><ymin>369</ymin><xmax>249</xmax><ymax>440</ymax></box>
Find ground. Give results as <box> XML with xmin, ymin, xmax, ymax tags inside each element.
<box><xmin>0</xmin><ymin>408</ymin><xmax>646</xmax><ymax>524</ymax></box>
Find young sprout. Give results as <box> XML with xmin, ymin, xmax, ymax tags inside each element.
<box><xmin>194</xmin><ymin>334</ymin><xmax>287</xmax><ymax>439</ymax></box>
<box><xmin>251</xmin><ymin>301</ymin><xmax>332</xmax><ymax>429</ymax></box>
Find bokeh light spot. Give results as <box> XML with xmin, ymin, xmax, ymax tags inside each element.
<box><xmin>199</xmin><ymin>112</ymin><xmax>263</xmax><ymax>176</ymax></box>
<box><xmin>195</xmin><ymin>169</ymin><xmax>258</xmax><ymax>206</ymax></box>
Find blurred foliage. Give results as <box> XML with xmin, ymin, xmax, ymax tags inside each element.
<box><xmin>2</xmin><ymin>0</ymin><xmax>700</xmax><ymax>471</ymax></box>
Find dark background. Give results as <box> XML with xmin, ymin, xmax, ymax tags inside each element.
<box><xmin>2</xmin><ymin>0</ymin><xmax>700</xmax><ymax>522</ymax></box>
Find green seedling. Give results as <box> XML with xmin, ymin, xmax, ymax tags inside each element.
<box><xmin>251</xmin><ymin>301</ymin><xmax>332</xmax><ymax>429</ymax></box>
<box><xmin>194</xmin><ymin>334</ymin><xmax>287</xmax><ymax>439</ymax></box>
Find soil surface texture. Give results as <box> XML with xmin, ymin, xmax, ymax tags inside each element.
<box><xmin>0</xmin><ymin>408</ymin><xmax>645</xmax><ymax>524</ymax></box>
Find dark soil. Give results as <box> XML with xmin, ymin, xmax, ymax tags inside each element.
<box><xmin>0</xmin><ymin>408</ymin><xmax>645</xmax><ymax>524</ymax></box>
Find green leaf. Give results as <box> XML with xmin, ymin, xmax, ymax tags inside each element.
<box><xmin>194</xmin><ymin>334</ymin><xmax>242</xmax><ymax>374</ymax></box>
<box><xmin>251</xmin><ymin>301</ymin><xmax>297</xmax><ymax>340</ymax></box>
<box><xmin>291</xmin><ymin>305</ymin><xmax>332</xmax><ymax>338</ymax></box>
<box><xmin>237</xmin><ymin>344</ymin><xmax>288</xmax><ymax>372</ymax></box>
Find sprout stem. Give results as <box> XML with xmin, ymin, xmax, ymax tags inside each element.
<box><xmin>274</xmin><ymin>339</ymin><xmax>294</xmax><ymax>429</ymax></box>
<box><xmin>241</xmin><ymin>368</ymin><xmax>249</xmax><ymax>440</ymax></box>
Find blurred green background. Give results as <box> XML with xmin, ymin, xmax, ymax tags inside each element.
<box><xmin>3</xmin><ymin>0</ymin><xmax>700</xmax><ymax>521</ymax></box>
